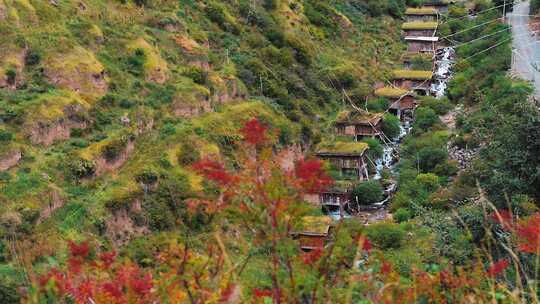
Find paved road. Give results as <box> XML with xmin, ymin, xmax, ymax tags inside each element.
<box><xmin>508</xmin><ymin>0</ymin><xmax>540</xmax><ymax>96</ymax></box>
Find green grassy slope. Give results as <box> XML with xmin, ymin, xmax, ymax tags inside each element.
<box><xmin>0</xmin><ymin>0</ymin><xmax>403</xmax><ymax>253</ymax></box>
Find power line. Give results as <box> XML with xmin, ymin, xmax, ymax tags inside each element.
<box><xmin>452</xmin><ymin>24</ymin><xmax>540</xmax><ymax>48</ymax></box>
<box><xmin>442</xmin><ymin>1</ymin><xmax>518</xmax><ymax>22</ymax></box>
<box><xmin>441</xmin><ymin>17</ymin><xmax>503</xmax><ymax>39</ymax></box>
<box><xmin>464</xmin><ymin>36</ymin><xmax>512</xmax><ymax>60</ymax></box>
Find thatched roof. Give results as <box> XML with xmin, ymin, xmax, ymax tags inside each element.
<box><xmin>402</xmin><ymin>21</ymin><xmax>438</xmax><ymax>30</ymax></box>
<box><xmin>392</xmin><ymin>70</ymin><xmax>433</xmax><ymax>80</ymax></box>
<box><xmin>374</xmin><ymin>87</ymin><xmax>411</xmax><ymax>98</ymax></box>
<box><xmin>336</xmin><ymin>111</ymin><xmax>383</xmax><ymax>125</ymax></box>
<box><xmin>298</xmin><ymin>216</ymin><xmax>332</xmax><ymax>236</ymax></box>
<box><xmin>316</xmin><ymin>141</ymin><xmax>369</xmax><ymax>156</ymax></box>
<box><xmin>405</xmin><ymin>7</ymin><xmax>438</xmax><ymax>15</ymax></box>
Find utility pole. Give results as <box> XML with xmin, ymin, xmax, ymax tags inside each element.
<box><xmin>503</xmin><ymin>0</ymin><xmax>506</xmax><ymax>22</ymax></box>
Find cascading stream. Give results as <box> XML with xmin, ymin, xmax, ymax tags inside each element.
<box><xmin>342</xmin><ymin>47</ymin><xmax>456</xmax><ymax>222</ymax></box>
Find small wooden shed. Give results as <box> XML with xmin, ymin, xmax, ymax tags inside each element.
<box><xmin>405</xmin><ymin>36</ymin><xmax>439</xmax><ymax>54</ymax></box>
<box><xmin>374</xmin><ymin>87</ymin><xmax>417</xmax><ymax>117</ymax></box>
<box><xmin>335</xmin><ymin>111</ymin><xmax>384</xmax><ymax>141</ymax></box>
<box><xmin>316</xmin><ymin>141</ymin><xmax>370</xmax><ymax>181</ymax></box>
<box><xmin>405</xmin><ymin>7</ymin><xmax>438</xmax><ymax>22</ymax></box>
<box><xmin>392</xmin><ymin>70</ymin><xmax>433</xmax><ymax>96</ymax></box>
<box><xmin>293</xmin><ymin>216</ymin><xmax>333</xmax><ymax>251</ymax></box>
<box><xmin>401</xmin><ymin>21</ymin><xmax>438</xmax><ymax>37</ymax></box>
<box><xmin>422</xmin><ymin>0</ymin><xmax>452</xmax><ymax>13</ymax></box>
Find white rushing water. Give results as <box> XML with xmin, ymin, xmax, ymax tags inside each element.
<box><xmin>431</xmin><ymin>47</ymin><xmax>455</xmax><ymax>98</ymax></box>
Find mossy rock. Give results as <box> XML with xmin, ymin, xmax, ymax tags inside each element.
<box><xmin>43</xmin><ymin>46</ymin><xmax>108</xmax><ymax>101</ymax></box>
<box><xmin>127</xmin><ymin>37</ymin><xmax>170</xmax><ymax>84</ymax></box>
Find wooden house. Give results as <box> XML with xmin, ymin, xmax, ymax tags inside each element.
<box><xmin>405</xmin><ymin>36</ymin><xmax>439</xmax><ymax>54</ymax></box>
<box><xmin>402</xmin><ymin>53</ymin><xmax>434</xmax><ymax>70</ymax></box>
<box><xmin>401</xmin><ymin>21</ymin><xmax>438</xmax><ymax>37</ymax></box>
<box><xmin>335</xmin><ymin>111</ymin><xmax>384</xmax><ymax>140</ymax></box>
<box><xmin>315</xmin><ymin>141</ymin><xmax>370</xmax><ymax>181</ymax></box>
<box><xmin>392</xmin><ymin>70</ymin><xmax>433</xmax><ymax>96</ymax></box>
<box><xmin>293</xmin><ymin>216</ymin><xmax>332</xmax><ymax>251</ymax></box>
<box><xmin>405</xmin><ymin>7</ymin><xmax>438</xmax><ymax>22</ymax></box>
<box><xmin>374</xmin><ymin>87</ymin><xmax>417</xmax><ymax>118</ymax></box>
<box><xmin>317</xmin><ymin>181</ymin><xmax>356</xmax><ymax>219</ymax></box>
<box><xmin>422</xmin><ymin>0</ymin><xmax>452</xmax><ymax>13</ymax></box>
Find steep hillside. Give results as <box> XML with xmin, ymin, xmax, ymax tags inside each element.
<box><xmin>0</xmin><ymin>0</ymin><xmax>405</xmax><ymax>297</ymax></box>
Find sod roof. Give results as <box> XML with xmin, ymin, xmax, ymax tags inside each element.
<box><xmin>392</xmin><ymin>70</ymin><xmax>433</xmax><ymax>80</ymax></box>
<box><xmin>374</xmin><ymin>87</ymin><xmax>411</xmax><ymax>98</ymax></box>
<box><xmin>316</xmin><ymin>141</ymin><xmax>369</xmax><ymax>155</ymax></box>
<box><xmin>405</xmin><ymin>7</ymin><xmax>438</xmax><ymax>15</ymax></box>
<box><xmin>402</xmin><ymin>21</ymin><xmax>438</xmax><ymax>30</ymax></box>
<box><xmin>299</xmin><ymin>216</ymin><xmax>332</xmax><ymax>235</ymax></box>
<box><xmin>336</xmin><ymin>111</ymin><xmax>383</xmax><ymax>125</ymax></box>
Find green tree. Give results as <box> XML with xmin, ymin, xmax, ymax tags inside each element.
<box><xmin>382</xmin><ymin>113</ymin><xmax>401</xmax><ymax>139</ymax></box>
<box><xmin>350</xmin><ymin>180</ymin><xmax>383</xmax><ymax>205</ymax></box>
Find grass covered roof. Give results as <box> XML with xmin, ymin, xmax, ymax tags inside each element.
<box><xmin>336</xmin><ymin>111</ymin><xmax>383</xmax><ymax>125</ymax></box>
<box><xmin>316</xmin><ymin>141</ymin><xmax>369</xmax><ymax>155</ymax></box>
<box><xmin>401</xmin><ymin>21</ymin><xmax>438</xmax><ymax>30</ymax></box>
<box><xmin>374</xmin><ymin>87</ymin><xmax>411</xmax><ymax>98</ymax></box>
<box><xmin>298</xmin><ymin>216</ymin><xmax>332</xmax><ymax>235</ymax></box>
<box><xmin>392</xmin><ymin>70</ymin><xmax>433</xmax><ymax>80</ymax></box>
<box><xmin>405</xmin><ymin>7</ymin><xmax>438</xmax><ymax>15</ymax></box>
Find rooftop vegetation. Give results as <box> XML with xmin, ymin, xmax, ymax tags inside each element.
<box><xmin>392</xmin><ymin>69</ymin><xmax>433</xmax><ymax>80</ymax></box>
<box><xmin>401</xmin><ymin>21</ymin><xmax>438</xmax><ymax>30</ymax></box>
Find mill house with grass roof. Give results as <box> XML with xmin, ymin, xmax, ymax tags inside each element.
<box><xmin>392</xmin><ymin>70</ymin><xmax>433</xmax><ymax>96</ymax></box>
<box><xmin>335</xmin><ymin>111</ymin><xmax>383</xmax><ymax>141</ymax></box>
<box><xmin>316</xmin><ymin>141</ymin><xmax>370</xmax><ymax>181</ymax></box>
<box><xmin>401</xmin><ymin>21</ymin><xmax>438</xmax><ymax>37</ymax></box>
<box><xmin>374</xmin><ymin>87</ymin><xmax>417</xmax><ymax>118</ymax></box>
<box><xmin>292</xmin><ymin>216</ymin><xmax>333</xmax><ymax>251</ymax></box>
<box><xmin>405</xmin><ymin>7</ymin><xmax>438</xmax><ymax>22</ymax></box>
<box><xmin>405</xmin><ymin>36</ymin><xmax>439</xmax><ymax>54</ymax></box>
<box><xmin>422</xmin><ymin>0</ymin><xmax>453</xmax><ymax>13</ymax></box>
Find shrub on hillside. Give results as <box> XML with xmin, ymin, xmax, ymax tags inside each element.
<box><xmin>414</xmin><ymin>107</ymin><xmax>440</xmax><ymax>131</ymax></box>
<box><xmin>394</xmin><ymin>208</ymin><xmax>412</xmax><ymax>223</ymax></box>
<box><xmin>0</xmin><ymin>130</ymin><xmax>13</xmax><ymax>142</ymax></box>
<box><xmin>418</xmin><ymin>147</ymin><xmax>447</xmax><ymax>172</ymax></box>
<box><xmin>177</xmin><ymin>142</ymin><xmax>201</xmax><ymax>166</ymax></box>
<box><xmin>420</xmin><ymin>96</ymin><xmax>452</xmax><ymax>115</ymax></box>
<box><xmin>365</xmin><ymin>222</ymin><xmax>405</xmax><ymax>249</ymax></box>
<box><xmin>362</xmin><ymin>137</ymin><xmax>383</xmax><ymax>160</ymax></box>
<box><xmin>350</xmin><ymin>180</ymin><xmax>383</xmax><ymax>205</ymax></box>
<box><xmin>382</xmin><ymin>113</ymin><xmax>401</xmax><ymax>139</ymax></box>
<box><xmin>67</xmin><ymin>157</ymin><xmax>96</xmax><ymax>179</ymax></box>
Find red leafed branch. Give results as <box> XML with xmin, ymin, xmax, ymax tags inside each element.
<box><xmin>192</xmin><ymin>159</ymin><xmax>239</xmax><ymax>186</ymax></box>
<box><xmin>294</xmin><ymin>159</ymin><xmax>333</xmax><ymax>193</ymax></box>
<box><xmin>240</xmin><ymin>118</ymin><xmax>268</xmax><ymax>145</ymax></box>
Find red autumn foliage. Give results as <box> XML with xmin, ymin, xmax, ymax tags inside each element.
<box><xmin>99</xmin><ymin>251</ymin><xmax>117</xmax><ymax>269</ymax></box>
<box><xmin>240</xmin><ymin>118</ymin><xmax>268</xmax><ymax>145</ymax></box>
<box><xmin>130</xmin><ymin>273</ymin><xmax>153</xmax><ymax>296</ymax></box>
<box><xmin>301</xmin><ymin>248</ymin><xmax>323</xmax><ymax>265</ymax></box>
<box><xmin>515</xmin><ymin>215</ymin><xmax>540</xmax><ymax>254</ymax></box>
<box><xmin>68</xmin><ymin>240</ymin><xmax>90</xmax><ymax>258</ymax></box>
<box><xmin>362</xmin><ymin>238</ymin><xmax>372</xmax><ymax>252</ymax></box>
<box><xmin>489</xmin><ymin>210</ymin><xmax>513</xmax><ymax>229</ymax></box>
<box><xmin>192</xmin><ymin>159</ymin><xmax>238</xmax><ymax>186</ymax></box>
<box><xmin>67</xmin><ymin>257</ymin><xmax>83</xmax><ymax>274</ymax></box>
<box><xmin>380</xmin><ymin>261</ymin><xmax>392</xmax><ymax>275</ymax></box>
<box><xmin>73</xmin><ymin>280</ymin><xmax>95</xmax><ymax>303</ymax></box>
<box><xmin>101</xmin><ymin>281</ymin><xmax>123</xmax><ymax>299</ymax></box>
<box><xmin>253</xmin><ymin>288</ymin><xmax>272</xmax><ymax>298</ymax></box>
<box><xmin>487</xmin><ymin>259</ymin><xmax>509</xmax><ymax>277</ymax></box>
<box><xmin>294</xmin><ymin>159</ymin><xmax>333</xmax><ymax>193</ymax></box>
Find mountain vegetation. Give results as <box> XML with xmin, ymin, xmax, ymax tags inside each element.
<box><xmin>0</xmin><ymin>0</ymin><xmax>539</xmax><ymax>303</ymax></box>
